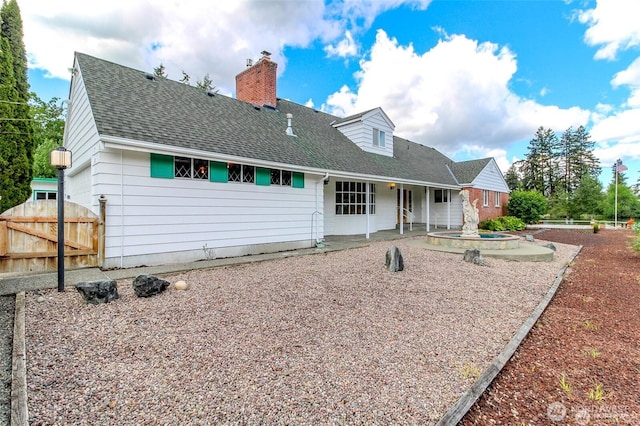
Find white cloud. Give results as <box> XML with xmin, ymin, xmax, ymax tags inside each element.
<box><xmin>578</xmin><ymin>0</ymin><xmax>640</xmax><ymax>60</ymax></box>
<box><xmin>325</xmin><ymin>31</ymin><xmax>358</xmax><ymax>58</ymax></box>
<box><xmin>324</xmin><ymin>30</ymin><xmax>589</xmax><ymax>156</ymax></box>
<box><xmin>18</xmin><ymin>0</ymin><xmax>431</xmax><ymax>95</ymax></box>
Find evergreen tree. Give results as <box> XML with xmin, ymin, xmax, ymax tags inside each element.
<box><xmin>0</xmin><ymin>36</ymin><xmax>30</xmax><ymax>211</ymax></box>
<box><xmin>504</xmin><ymin>162</ymin><xmax>522</xmax><ymax>191</ymax></box>
<box><xmin>1</xmin><ymin>0</ymin><xmax>33</xmax><ymax>162</ymax></box>
<box><xmin>180</xmin><ymin>70</ymin><xmax>190</xmax><ymax>85</ymax></box>
<box><xmin>153</xmin><ymin>62</ymin><xmax>167</xmax><ymax>78</ymax></box>
<box><xmin>521</xmin><ymin>127</ymin><xmax>559</xmax><ymax>196</ymax></box>
<box><xmin>559</xmin><ymin>125</ymin><xmax>600</xmax><ymax>193</ymax></box>
<box><xmin>196</xmin><ymin>73</ymin><xmax>215</xmax><ymax>91</ymax></box>
<box><xmin>568</xmin><ymin>174</ymin><xmax>604</xmax><ymax>219</ymax></box>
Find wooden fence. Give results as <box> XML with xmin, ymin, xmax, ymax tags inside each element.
<box><xmin>0</xmin><ymin>200</ymin><xmax>102</xmax><ymax>274</ymax></box>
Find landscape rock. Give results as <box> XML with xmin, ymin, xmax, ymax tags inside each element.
<box><xmin>174</xmin><ymin>280</ymin><xmax>189</xmax><ymax>291</ymax></box>
<box><xmin>525</xmin><ymin>234</ymin><xmax>535</xmax><ymax>242</ymax></box>
<box><xmin>75</xmin><ymin>280</ymin><xmax>120</xmax><ymax>304</ymax></box>
<box><xmin>544</xmin><ymin>242</ymin><xmax>557</xmax><ymax>251</ymax></box>
<box><xmin>463</xmin><ymin>249</ymin><xmax>485</xmax><ymax>266</ymax></box>
<box><xmin>132</xmin><ymin>275</ymin><xmax>170</xmax><ymax>298</ymax></box>
<box><xmin>385</xmin><ymin>246</ymin><xmax>404</xmax><ymax>272</ymax></box>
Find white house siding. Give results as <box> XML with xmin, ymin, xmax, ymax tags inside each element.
<box><xmin>472</xmin><ymin>161</ymin><xmax>510</xmax><ymax>192</ymax></box>
<box><xmin>64</xmin><ymin>63</ymin><xmax>100</xmax><ymax>176</ymax></box>
<box><xmin>427</xmin><ymin>189</ymin><xmax>462</xmax><ymax>229</ymax></box>
<box><xmin>334</xmin><ymin>110</ymin><xmax>394</xmax><ymax>157</ymax></box>
<box><xmin>66</xmin><ymin>165</ymin><xmax>92</xmax><ymax>207</ymax></box>
<box><xmin>92</xmin><ymin>149</ymin><xmax>322</xmax><ymax>268</ymax></box>
<box><xmin>323</xmin><ymin>179</ymin><xmax>396</xmax><ymax>235</ymax></box>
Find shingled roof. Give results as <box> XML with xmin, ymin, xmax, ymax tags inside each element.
<box><xmin>76</xmin><ymin>52</ymin><xmax>469</xmax><ymax>187</ymax></box>
<box><xmin>450</xmin><ymin>158</ymin><xmax>493</xmax><ymax>185</ymax></box>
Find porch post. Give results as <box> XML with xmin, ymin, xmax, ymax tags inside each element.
<box><xmin>426</xmin><ymin>186</ymin><xmax>430</xmax><ymax>232</ymax></box>
<box><xmin>399</xmin><ymin>184</ymin><xmax>404</xmax><ymax>235</ymax></box>
<box><xmin>447</xmin><ymin>189</ymin><xmax>451</xmax><ymax>229</ymax></box>
<box><xmin>365</xmin><ymin>182</ymin><xmax>370</xmax><ymax>240</ymax></box>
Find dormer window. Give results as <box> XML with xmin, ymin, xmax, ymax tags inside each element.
<box><xmin>373</xmin><ymin>128</ymin><xmax>386</xmax><ymax>147</ymax></box>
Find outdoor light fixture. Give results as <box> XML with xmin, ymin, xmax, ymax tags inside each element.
<box><xmin>50</xmin><ymin>147</ymin><xmax>72</xmax><ymax>292</ymax></box>
<box><xmin>389</xmin><ymin>182</ymin><xmax>396</xmax><ymax>190</ymax></box>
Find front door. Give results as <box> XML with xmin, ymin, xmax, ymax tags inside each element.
<box><xmin>397</xmin><ymin>189</ymin><xmax>413</xmax><ymax>223</ymax></box>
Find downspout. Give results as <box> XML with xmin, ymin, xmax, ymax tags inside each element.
<box><xmin>120</xmin><ymin>151</ymin><xmax>125</xmax><ymax>268</ymax></box>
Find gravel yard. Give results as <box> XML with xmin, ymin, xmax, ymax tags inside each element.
<box><xmin>24</xmin><ymin>237</ymin><xmax>576</xmax><ymax>425</ymax></box>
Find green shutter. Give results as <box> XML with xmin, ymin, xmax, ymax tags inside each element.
<box><xmin>209</xmin><ymin>161</ymin><xmax>228</xmax><ymax>183</ymax></box>
<box><xmin>292</xmin><ymin>172</ymin><xmax>304</xmax><ymax>188</ymax></box>
<box><xmin>150</xmin><ymin>153</ymin><xmax>174</xmax><ymax>179</ymax></box>
<box><xmin>256</xmin><ymin>167</ymin><xmax>271</xmax><ymax>186</ymax></box>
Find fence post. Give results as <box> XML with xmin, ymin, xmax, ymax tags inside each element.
<box><xmin>98</xmin><ymin>195</ymin><xmax>107</xmax><ymax>268</ymax></box>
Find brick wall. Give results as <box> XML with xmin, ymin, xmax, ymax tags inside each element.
<box><xmin>465</xmin><ymin>187</ymin><xmax>508</xmax><ymax>222</ymax></box>
<box><xmin>235</xmin><ymin>54</ymin><xmax>278</xmax><ymax>108</ymax></box>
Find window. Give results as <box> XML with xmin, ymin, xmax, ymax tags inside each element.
<box><xmin>228</xmin><ymin>163</ymin><xmax>254</xmax><ymax>183</ymax></box>
<box><xmin>270</xmin><ymin>169</ymin><xmax>292</xmax><ymax>186</ymax></box>
<box><xmin>335</xmin><ymin>181</ymin><xmax>376</xmax><ymax>215</ymax></box>
<box><xmin>35</xmin><ymin>191</ymin><xmax>56</xmax><ymax>200</ymax></box>
<box><xmin>373</xmin><ymin>128</ymin><xmax>386</xmax><ymax>147</ymax></box>
<box><xmin>175</xmin><ymin>156</ymin><xmax>208</xmax><ymax>180</ymax></box>
<box><xmin>483</xmin><ymin>190</ymin><xmax>489</xmax><ymax>207</ymax></box>
<box><xmin>434</xmin><ymin>189</ymin><xmax>448</xmax><ymax>203</ymax></box>
<box><xmin>494</xmin><ymin>191</ymin><xmax>500</xmax><ymax>207</ymax></box>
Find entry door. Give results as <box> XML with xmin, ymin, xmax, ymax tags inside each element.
<box><xmin>397</xmin><ymin>189</ymin><xmax>413</xmax><ymax>223</ymax></box>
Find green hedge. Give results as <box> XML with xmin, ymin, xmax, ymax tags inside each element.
<box><xmin>479</xmin><ymin>216</ymin><xmax>526</xmax><ymax>232</ymax></box>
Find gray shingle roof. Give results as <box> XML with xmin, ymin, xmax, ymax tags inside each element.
<box><xmin>76</xmin><ymin>52</ymin><xmax>469</xmax><ymax>187</ymax></box>
<box><xmin>450</xmin><ymin>158</ymin><xmax>492</xmax><ymax>185</ymax></box>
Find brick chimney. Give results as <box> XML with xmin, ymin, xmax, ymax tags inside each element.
<box><xmin>235</xmin><ymin>51</ymin><xmax>277</xmax><ymax>108</ymax></box>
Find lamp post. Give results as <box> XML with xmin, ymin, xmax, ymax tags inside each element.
<box><xmin>50</xmin><ymin>147</ymin><xmax>72</xmax><ymax>292</ymax></box>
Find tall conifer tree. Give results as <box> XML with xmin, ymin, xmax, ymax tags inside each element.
<box><xmin>0</xmin><ymin>0</ymin><xmax>32</xmax><ymax>210</ymax></box>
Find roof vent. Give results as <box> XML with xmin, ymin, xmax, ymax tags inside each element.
<box><xmin>252</xmin><ymin>104</ymin><xmax>261</xmax><ymax>110</ymax></box>
<box><xmin>246</xmin><ymin>58</ymin><xmax>253</xmax><ymax>67</ymax></box>
<box><xmin>145</xmin><ymin>73</ymin><xmax>156</xmax><ymax>81</ymax></box>
<box><xmin>286</xmin><ymin>113</ymin><xmax>296</xmax><ymax>137</ymax></box>
<box><xmin>207</xmin><ymin>90</ymin><xmax>216</xmax><ymax>97</ymax></box>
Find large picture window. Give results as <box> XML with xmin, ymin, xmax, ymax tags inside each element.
<box><xmin>335</xmin><ymin>181</ymin><xmax>376</xmax><ymax>215</ymax></box>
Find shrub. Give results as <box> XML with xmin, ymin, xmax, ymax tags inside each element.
<box><xmin>479</xmin><ymin>216</ymin><xmax>526</xmax><ymax>232</ymax></box>
<box><xmin>507</xmin><ymin>191</ymin><xmax>548</xmax><ymax>224</ymax></box>
<box><xmin>480</xmin><ymin>219</ymin><xmax>504</xmax><ymax>231</ymax></box>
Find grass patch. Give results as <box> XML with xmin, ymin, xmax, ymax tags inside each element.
<box><xmin>559</xmin><ymin>373</ymin><xmax>573</xmax><ymax>396</ymax></box>
<box><xmin>584</xmin><ymin>347</ymin><xmax>601</xmax><ymax>358</ymax></box>
<box><xmin>457</xmin><ymin>362</ymin><xmax>481</xmax><ymax>380</ymax></box>
<box><xmin>588</xmin><ymin>384</ymin><xmax>606</xmax><ymax>402</ymax></box>
<box><xmin>583</xmin><ymin>320</ymin><xmax>600</xmax><ymax>330</ymax></box>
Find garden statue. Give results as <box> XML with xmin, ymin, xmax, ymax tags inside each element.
<box><xmin>460</xmin><ymin>190</ymin><xmax>480</xmax><ymax>237</ymax></box>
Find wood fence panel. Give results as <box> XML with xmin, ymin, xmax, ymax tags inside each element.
<box><xmin>0</xmin><ymin>200</ymin><xmax>100</xmax><ymax>274</ymax></box>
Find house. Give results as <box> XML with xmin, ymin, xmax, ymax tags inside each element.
<box><xmin>30</xmin><ymin>177</ymin><xmax>58</xmax><ymax>201</ymax></box>
<box><xmin>63</xmin><ymin>52</ymin><xmax>509</xmax><ymax>269</ymax></box>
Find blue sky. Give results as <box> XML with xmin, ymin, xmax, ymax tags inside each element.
<box><xmin>21</xmin><ymin>0</ymin><xmax>640</xmax><ymax>189</ymax></box>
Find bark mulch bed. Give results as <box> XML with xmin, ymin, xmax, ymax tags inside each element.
<box><xmin>461</xmin><ymin>229</ymin><xmax>640</xmax><ymax>425</ymax></box>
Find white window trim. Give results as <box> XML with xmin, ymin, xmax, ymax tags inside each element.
<box><xmin>483</xmin><ymin>190</ymin><xmax>489</xmax><ymax>207</ymax></box>
<box><xmin>494</xmin><ymin>191</ymin><xmax>500</xmax><ymax>207</ymax></box>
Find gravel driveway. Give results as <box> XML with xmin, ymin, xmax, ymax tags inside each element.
<box><xmin>24</xmin><ymin>237</ymin><xmax>576</xmax><ymax>425</ymax></box>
